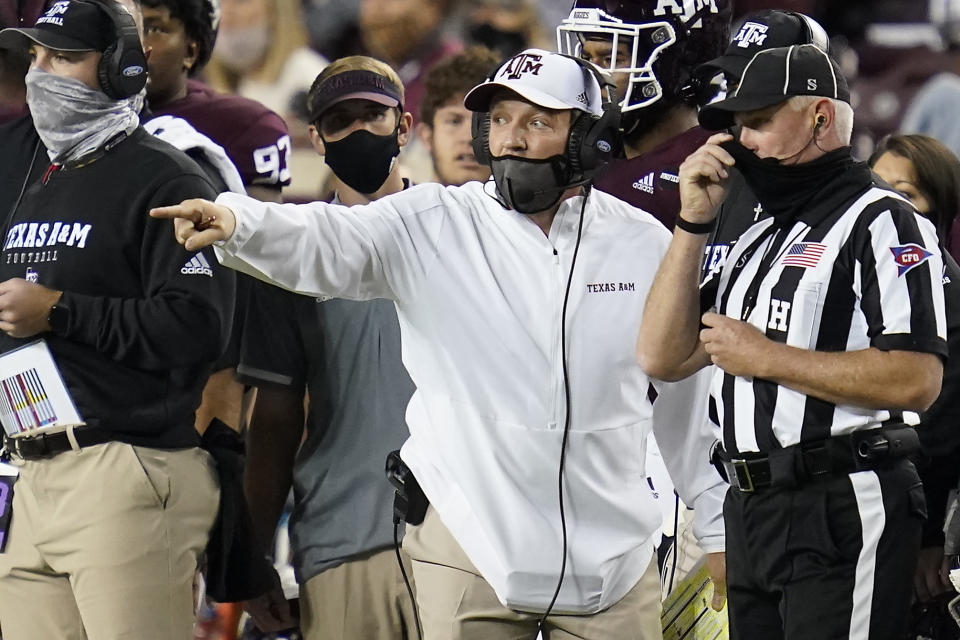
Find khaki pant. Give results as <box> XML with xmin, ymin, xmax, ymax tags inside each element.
<box><xmin>300</xmin><ymin>547</ymin><xmax>417</xmax><ymax>640</ymax></box>
<box><xmin>403</xmin><ymin>507</ymin><xmax>663</xmax><ymax>640</ymax></box>
<box><xmin>0</xmin><ymin>441</ymin><xmax>219</xmax><ymax>640</ymax></box>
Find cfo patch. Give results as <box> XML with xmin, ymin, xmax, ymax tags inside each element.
<box><xmin>890</xmin><ymin>244</ymin><xmax>933</xmax><ymax>277</ymax></box>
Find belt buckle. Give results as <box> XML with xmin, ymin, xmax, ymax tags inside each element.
<box><xmin>8</xmin><ymin>436</ymin><xmax>23</xmax><ymax>459</ymax></box>
<box><xmin>732</xmin><ymin>459</ymin><xmax>755</xmax><ymax>493</ymax></box>
<box><xmin>7</xmin><ymin>432</ymin><xmax>46</xmax><ymax>459</ymax></box>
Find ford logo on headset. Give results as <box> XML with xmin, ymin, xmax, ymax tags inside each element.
<box><xmin>596</xmin><ymin>139</ymin><xmax>612</xmax><ymax>153</ymax></box>
<box><xmin>123</xmin><ymin>65</ymin><xmax>144</xmax><ymax>77</ymax></box>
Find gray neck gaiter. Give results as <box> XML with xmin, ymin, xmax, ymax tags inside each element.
<box><xmin>26</xmin><ymin>68</ymin><xmax>139</xmax><ymax>164</ymax></box>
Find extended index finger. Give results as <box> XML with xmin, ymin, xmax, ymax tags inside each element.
<box><xmin>149</xmin><ymin>198</ymin><xmax>208</xmax><ymax>222</ymax></box>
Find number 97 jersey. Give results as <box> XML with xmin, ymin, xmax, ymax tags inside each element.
<box><xmin>149</xmin><ymin>79</ymin><xmax>292</xmax><ymax>190</ymax></box>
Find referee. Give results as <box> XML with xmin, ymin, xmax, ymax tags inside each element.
<box><xmin>638</xmin><ymin>44</ymin><xmax>947</xmax><ymax>639</ymax></box>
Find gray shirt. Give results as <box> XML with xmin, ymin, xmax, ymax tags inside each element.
<box><xmin>238</xmin><ymin>239</ymin><xmax>414</xmax><ymax>582</ymax></box>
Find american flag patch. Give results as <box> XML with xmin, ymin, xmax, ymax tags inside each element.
<box><xmin>781</xmin><ymin>242</ymin><xmax>827</xmax><ymax>268</ymax></box>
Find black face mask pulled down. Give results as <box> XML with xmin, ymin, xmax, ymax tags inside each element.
<box><xmin>323</xmin><ymin>126</ymin><xmax>401</xmax><ymax>195</ymax></box>
<box><xmin>491</xmin><ymin>154</ymin><xmax>580</xmax><ymax>215</ymax></box>
<box><xmin>720</xmin><ymin>140</ymin><xmax>855</xmax><ymax>227</ymax></box>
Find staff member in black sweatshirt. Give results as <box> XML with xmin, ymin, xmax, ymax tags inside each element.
<box><xmin>0</xmin><ymin>1</ymin><xmax>234</xmax><ymax>639</ymax></box>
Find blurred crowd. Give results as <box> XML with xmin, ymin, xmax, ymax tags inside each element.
<box><xmin>6</xmin><ymin>0</ymin><xmax>960</xmax><ymax>196</ymax></box>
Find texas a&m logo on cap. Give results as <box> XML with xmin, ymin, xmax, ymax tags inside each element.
<box><xmin>502</xmin><ymin>53</ymin><xmax>543</xmax><ymax>80</ymax></box>
<box><xmin>36</xmin><ymin>0</ymin><xmax>70</xmax><ymax>27</ymax></box>
<box><xmin>733</xmin><ymin>21</ymin><xmax>769</xmax><ymax>48</ymax></box>
<box><xmin>890</xmin><ymin>243</ymin><xmax>933</xmax><ymax>277</ymax></box>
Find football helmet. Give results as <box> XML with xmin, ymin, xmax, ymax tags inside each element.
<box><xmin>557</xmin><ymin>0</ymin><xmax>731</xmax><ymax>112</ymax></box>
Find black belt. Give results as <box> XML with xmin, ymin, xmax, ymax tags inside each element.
<box><xmin>712</xmin><ymin>426</ymin><xmax>920</xmax><ymax>493</ymax></box>
<box><xmin>3</xmin><ymin>427</ymin><xmax>113</xmax><ymax>460</ymax></box>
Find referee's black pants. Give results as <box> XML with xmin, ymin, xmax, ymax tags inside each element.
<box><xmin>725</xmin><ymin>459</ymin><xmax>925</xmax><ymax>640</ymax></box>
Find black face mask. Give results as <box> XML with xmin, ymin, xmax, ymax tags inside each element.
<box><xmin>491</xmin><ymin>154</ymin><xmax>575</xmax><ymax>215</ymax></box>
<box><xmin>323</xmin><ymin>125</ymin><xmax>401</xmax><ymax>195</ymax></box>
<box><xmin>721</xmin><ymin>140</ymin><xmax>855</xmax><ymax>227</ymax></box>
<box><xmin>468</xmin><ymin>22</ymin><xmax>527</xmax><ymax>57</ymax></box>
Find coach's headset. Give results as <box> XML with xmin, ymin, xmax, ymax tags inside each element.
<box><xmin>84</xmin><ymin>0</ymin><xmax>147</xmax><ymax>100</ymax></box>
<box><xmin>470</xmin><ymin>53</ymin><xmax>622</xmax><ymax>181</ymax></box>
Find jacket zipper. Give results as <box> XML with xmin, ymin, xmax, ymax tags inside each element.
<box><xmin>551</xmin><ymin>246</ymin><xmax>564</xmax><ymax>431</ymax></box>
<box><xmin>42</xmin><ymin>164</ymin><xmax>61</xmax><ymax>185</ymax></box>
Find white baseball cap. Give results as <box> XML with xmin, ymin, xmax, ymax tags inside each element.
<box><xmin>463</xmin><ymin>48</ymin><xmax>604</xmax><ymax>117</ymax></box>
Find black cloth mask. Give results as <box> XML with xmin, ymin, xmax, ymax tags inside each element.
<box><xmin>323</xmin><ymin>125</ymin><xmax>401</xmax><ymax>194</ymax></box>
<box><xmin>721</xmin><ymin>140</ymin><xmax>856</xmax><ymax>227</ymax></box>
<box><xmin>491</xmin><ymin>154</ymin><xmax>575</xmax><ymax>215</ymax></box>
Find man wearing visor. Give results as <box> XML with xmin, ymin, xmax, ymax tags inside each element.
<box><xmin>239</xmin><ymin>57</ymin><xmax>419</xmax><ymax>639</ymax></box>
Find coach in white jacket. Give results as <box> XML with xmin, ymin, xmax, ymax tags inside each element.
<box><xmin>153</xmin><ymin>49</ymin><xmax>725</xmax><ymax>640</ymax></box>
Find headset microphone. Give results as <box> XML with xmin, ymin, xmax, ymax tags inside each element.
<box><xmin>509</xmin><ymin>176</ymin><xmax>593</xmax><ymax>210</ymax></box>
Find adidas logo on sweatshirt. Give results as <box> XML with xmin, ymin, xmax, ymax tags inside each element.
<box><xmin>181</xmin><ymin>253</ymin><xmax>213</xmax><ymax>277</ymax></box>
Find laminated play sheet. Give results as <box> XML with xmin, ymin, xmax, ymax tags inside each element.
<box><xmin>0</xmin><ymin>340</ymin><xmax>83</xmax><ymax>437</ymax></box>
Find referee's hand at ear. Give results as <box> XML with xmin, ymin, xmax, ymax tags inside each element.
<box><xmin>150</xmin><ymin>199</ymin><xmax>237</xmax><ymax>251</ymax></box>
<box><xmin>677</xmin><ymin>132</ymin><xmax>735</xmax><ymax>225</ymax></box>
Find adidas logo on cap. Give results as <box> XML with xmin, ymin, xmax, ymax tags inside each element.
<box><xmin>181</xmin><ymin>253</ymin><xmax>213</xmax><ymax>277</ymax></box>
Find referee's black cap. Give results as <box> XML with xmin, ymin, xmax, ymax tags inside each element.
<box><xmin>698</xmin><ymin>44</ymin><xmax>850</xmax><ymax>131</ymax></box>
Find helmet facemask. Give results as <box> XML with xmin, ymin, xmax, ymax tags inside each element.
<box><xmin>557</xmin><ymin>7</ymin><xmax>679</xmax><ymax>114</ymax></box>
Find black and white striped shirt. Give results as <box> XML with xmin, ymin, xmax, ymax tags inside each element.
<box><xmin>707</xmin><ymin>172</ymin><xmax>948</xmax><ymax>456</ymax></box>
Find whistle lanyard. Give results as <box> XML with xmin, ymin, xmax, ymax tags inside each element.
<box><xmin>738</xmin><ymin>223</ymin><xmax>808</xmax><ymax>322</ymax></box>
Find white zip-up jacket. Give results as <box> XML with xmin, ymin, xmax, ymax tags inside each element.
<box><xmin>214</xmin><ymin>181</ymin><xmax>725</xmax><ymax>613</ymax></box>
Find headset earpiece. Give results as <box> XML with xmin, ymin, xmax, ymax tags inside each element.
<box><xmin>815</xmin><ymin>114</ymin><xmax>826</xmax><ymax>129</ymax></box>
<box><xmin>556</xmin><ymin>54</ymin><xmax>622</xmax><ymax>177</ymax></box>
<box><xmin>87</xmin><ymin>0</ymin><xmax>147</xmax><ymax>100</ymax></box>
<box><xmin>565</xmin><ymin>112</ymin><xmax>591</xmax><ymax>174</ymax></box>
<box><xmin>469</xmin><ymin>53</ymin><xmax>622</xmax><ymax>177</ymax></box>
<box><xmin>471</xmin><ymin>110</ymin><xmax>491</xmax><ymax>166</ymax></box>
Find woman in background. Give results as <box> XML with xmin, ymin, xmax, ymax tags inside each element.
<box><xmin>871</xmin><ymin>134</ymin><xmax>960</xmax><ymax>638</ymax></box>
<box><xmin>871</xmin><ymin>133</ymin><xmax>960</xmax><ymax>262</ymax></box>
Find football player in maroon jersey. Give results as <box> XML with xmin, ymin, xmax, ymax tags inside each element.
<box><xmin>557</xmin><ymin>0</ymin><xmax>730</xmax><ymax>228</ymax></box>
<box><xmin>141</xmin><ymin>0</ymin><xmax>297</xmax><ymax>439</ymax></box>
<box><xmin>141</xmin><ymin>0</ymin><xmax>291</xmax><ymax>204</ymax></box>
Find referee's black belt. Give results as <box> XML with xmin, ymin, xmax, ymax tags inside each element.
<box><xmin>3</xmin><ymin>427</ymin><xmax>113</xmax><ymax>460</ymax></box>
<box><xmin>711</xmin><ymin>426</ymin><xmax>920</xmax><ymax>493</ymax></box>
